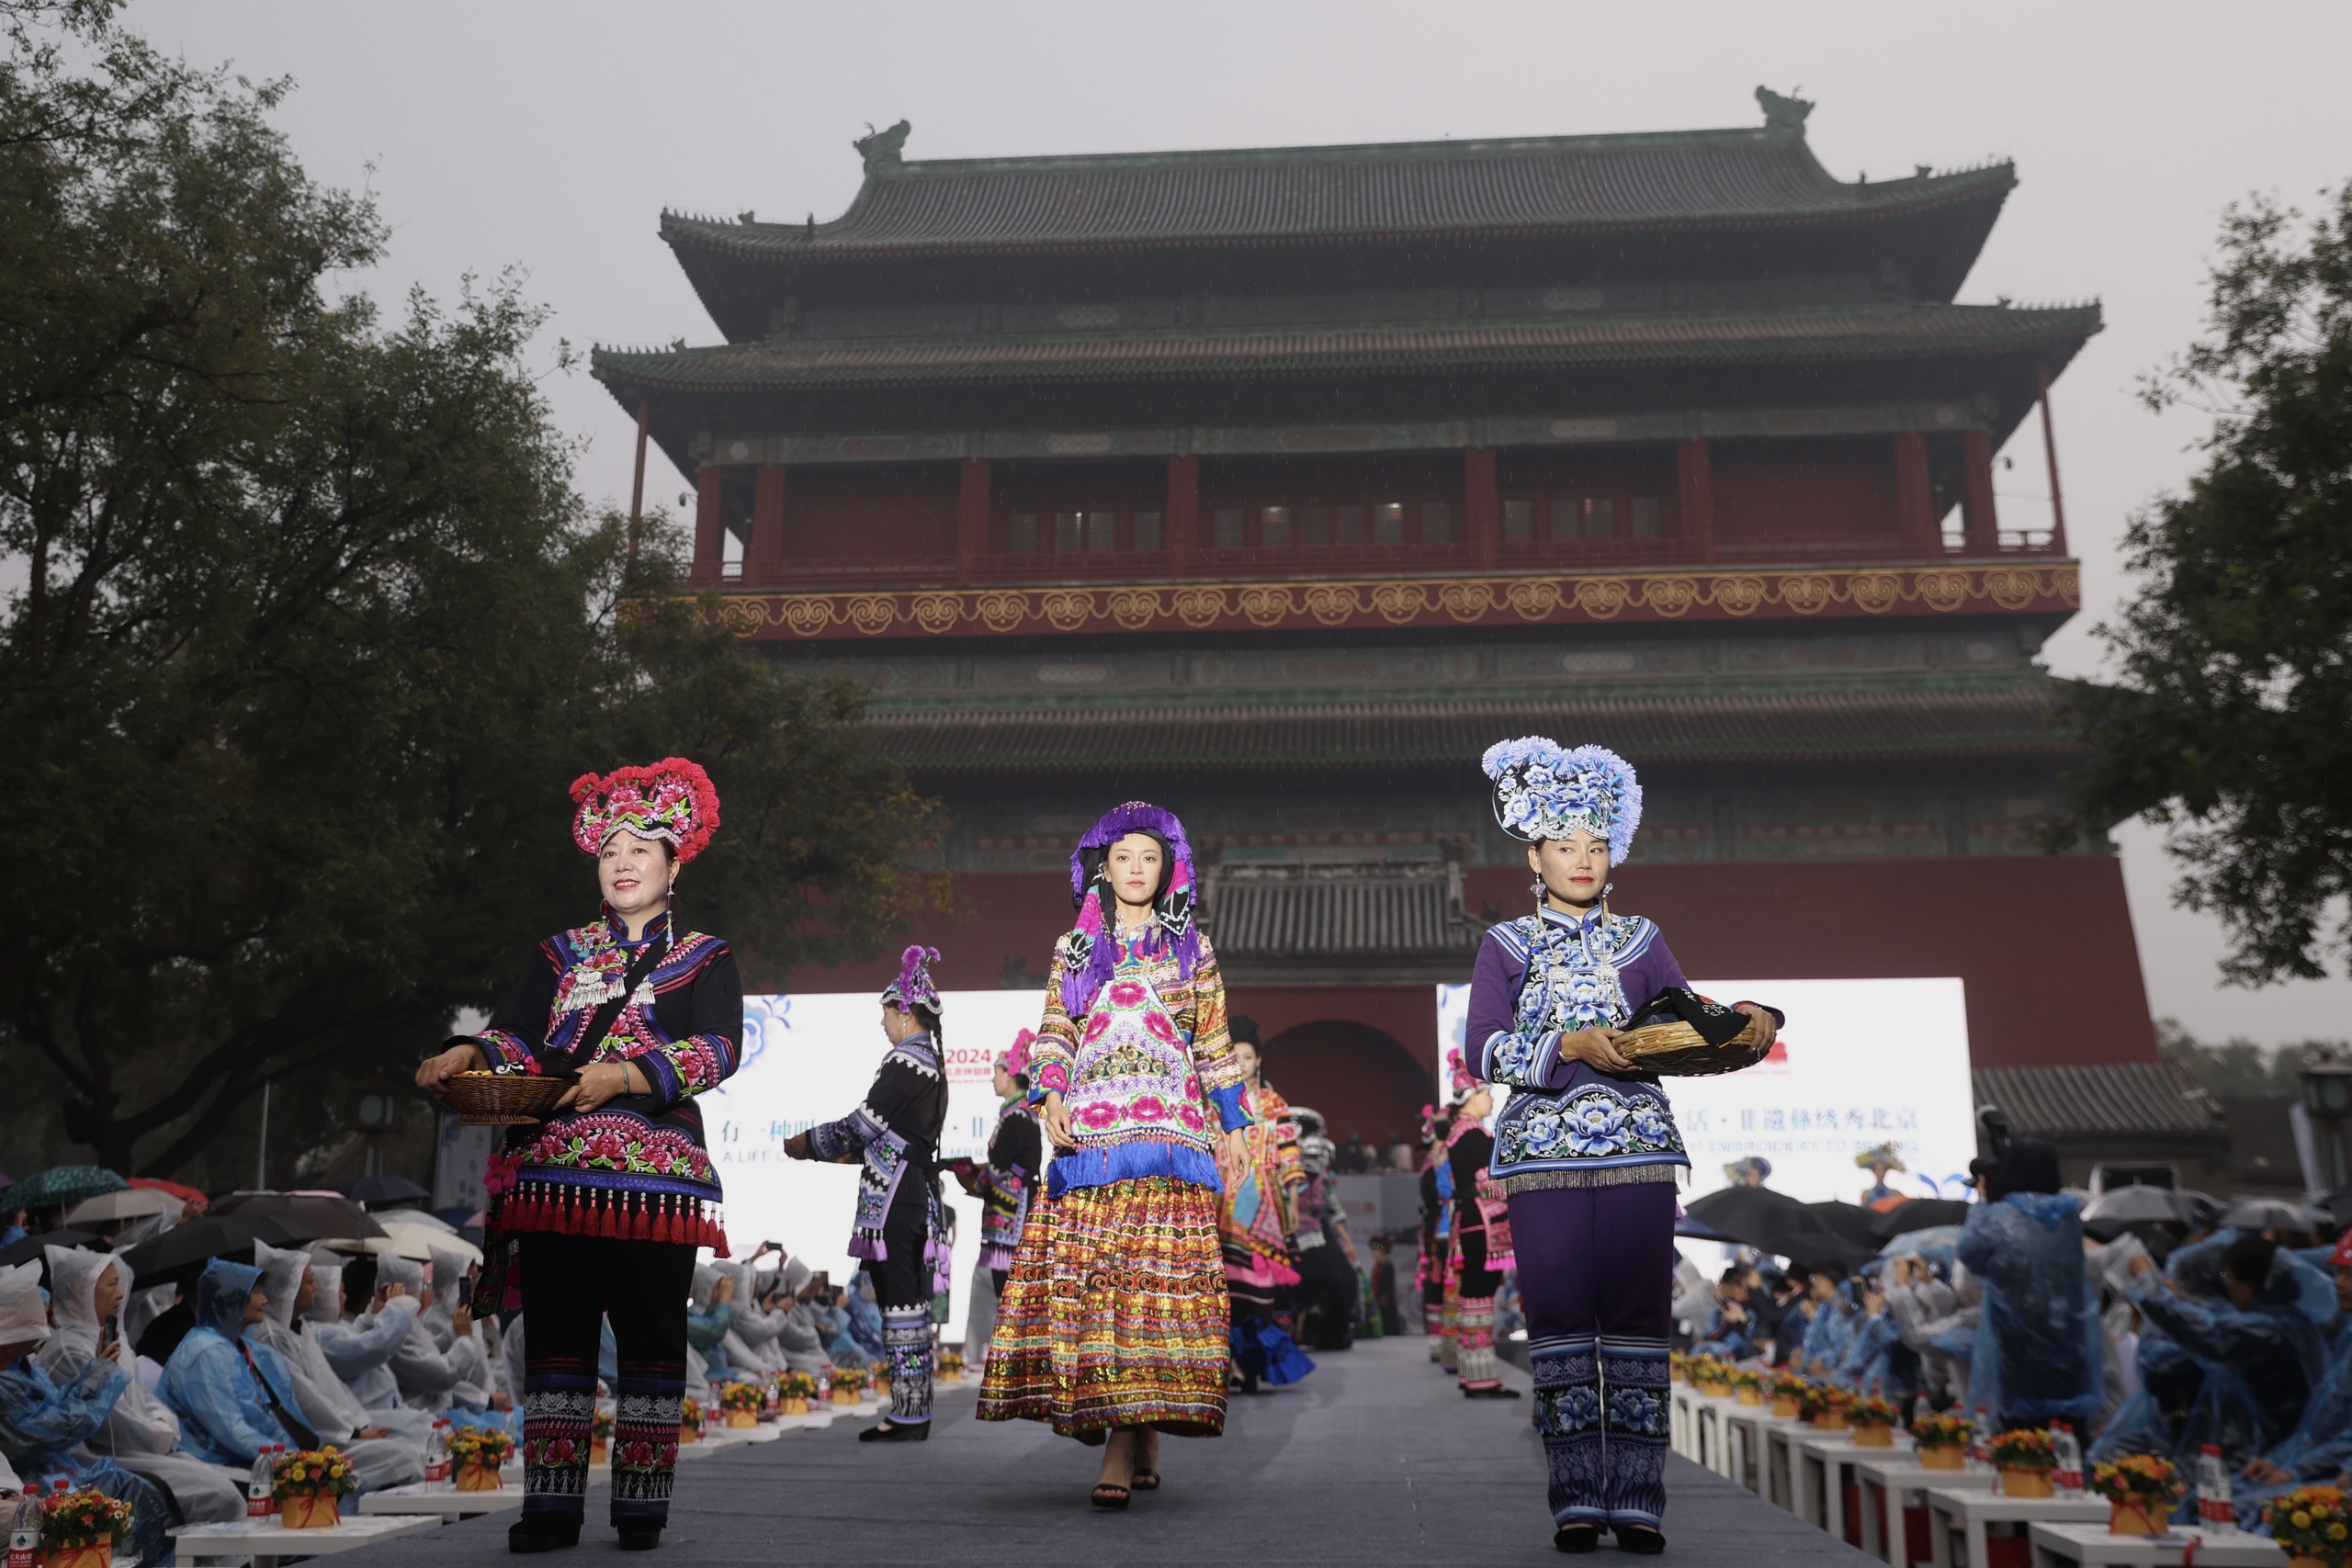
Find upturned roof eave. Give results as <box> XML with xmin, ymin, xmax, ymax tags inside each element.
<box><xmin>586</xmin><ymin>305</ymin><xmax>2101</xmax><ymax>399</ymax></box>
<box><xmin>657</xmin><ymin>168</ymin><xmax>2017</xmax><ymax>269</ymax></box>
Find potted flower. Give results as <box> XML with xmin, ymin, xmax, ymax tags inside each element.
<box><xmin>872</xmin><ymin>1368</ymin><xmax>892</xmax><ymax>1404</ymax></box>
<box><xmin>2264</xmin><ymin>1485</ymin><xmax>2352</xmax><ymax>1568</ymax></box>
<box><xmin>1911</xmin><ymin>1411</ymin><xmax>1973</xmax><ymax>1472</ymax></box>
<box><xmin>2089</xmin><ymin>1455</ymin><xmax>2184</xmax><ymax>1536</ymax></box>
<box><xmin>1988</xmin><ymin>1429</ymin><xmax>2058</xmax><ymax>1498</ymax></box>
<box><xmin>38</xmin><ymin>1488</ymin><xmax>132</xmax><ymax>1568</ymax></box>
<box><xmin>273</xmin><ymin>1447</ymin><xmax>362</xmax><ymax>1529</ymax></box>
<box><xmin>1691</xmin><ymin>1358</ymin><xmax>1732</xmax><ymax>1396</ymax></box>
<box><xmin>718</xmin><ymin>1382</ymin><xmax>763</xmax><ymax>1428</ymax></box>
<box><xmin>678</xmin><ymin>1395</ymin><xmax>703</xmax><ymax>1445</ymax></box>
<box><xmin>937</xmin><ymin>1348</ymin><xmax>964</xmax><ymax>1385</ymax></box>
<box><xmin>447</xmin><ymin>1429</ymin><xmax>513</xmax><ymax>1492</ymax></box>
<box><xmin>831</xmin><ymin>1365</ymin><xmax>867</xmax><ymax>1406</ymax></box>
<box><xmin>591</xmin><ymin>1407</ymin><xmax>613</xmax><ymax>1466</ymax></box>
<box><xmin>1669</xmin><ymin>1350</ymin><xmax>1690</xmax><ymax>1385</ymax></box>
<box><xmin>778</xmin><ymin>1371</ymin><xmax>818</xmax><ymax>1416</ymax></box>
<box><xmin>1848</xmin><ymin>1395</ymin><xmax>1902</xmax><ymax>1449</ymax></box>
<box><xmin>1804</xmin><ymin>1385</ymin><xmax>1854</xmax><ymax>1432</ymax></box>
<box><xmin>1730</xmin><ymin>1369</ymin><xmax>1765</xmax><ymax>1407</ymax></box>
<box><xmin>1768</xmin><ymin>1372</ymin><xmax>1811</xmax><ymax>1420</ymax></box>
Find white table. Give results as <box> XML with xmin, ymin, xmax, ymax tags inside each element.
<box><xmin>1673</xmin><ymin>1390</ymin><xmax>1742</xmax><ymax>1475</ymax></box>
<box><xmin>173</xmin><ymin>1512</ymin><xmax>437</xmax><ymax>1568</ymax></box>
<box><xmin>1720</xmin><ymin>1402</ymin><xmax>1804</xmax><ymax>1496</ymax></box>
<box><xmin>358</xmin><ymin>1478</ymin><xmax>525</xmax><ymax>1517</ymax></box>
<box><xmin>1805</xmin><ymin>1430</ymin><xmax>1917</xmax><ymax>1541</ymax></box>
<box><xmin>1853</xmin><ymin>1457</ymin><xmax>1993</xmax><ymax>1567</ymax></box>
<box><xmin>1926</xmin><ymin>1485</ymin><xmax>2112</xmax><ymax>1568</ymax></box>
<box><xmin>2029</xmin><ymin>1520</ymin><xmax>2287</xmax><ymax>1568</ymax></box>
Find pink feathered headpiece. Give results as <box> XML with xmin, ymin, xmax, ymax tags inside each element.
<box><xmin>571</xmin><ymin>758</ymin><xmax>721</xmax><ymax>864</ymax></box>
<box><xmin>998</xmin><ymin>1028</ymin><xmax>1035</xmax><ymax>1078</ymax></box>
<box><xmin>1446</xmin><ymin>1047</ymin><xmax>1482</xmax><ymax>1098</ymax></box>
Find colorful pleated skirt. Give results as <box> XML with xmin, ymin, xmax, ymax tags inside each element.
<box><xmin>977</xmin><ymin>1174</ymin><xmax>1230</xmax><ymax>1439</ymax></box>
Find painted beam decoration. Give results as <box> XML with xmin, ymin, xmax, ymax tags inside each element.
<box><xmin>700</xmin><ymin>562</ymin><xmax>2079</xmax><ymax>640</ymax></box>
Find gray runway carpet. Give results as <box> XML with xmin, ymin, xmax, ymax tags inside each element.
<box><xmin>340</xmin><ymin>1337</ymin><xmax>1874</xmax><ymax>1567</ymax></box>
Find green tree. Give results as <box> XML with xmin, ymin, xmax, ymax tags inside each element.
<box><xmin>2051</xmin><ymin>184</ymin><xmax>2352</xmax><ymax>985</ymax></box>
<box><xmin>0</xmin><ymin>4</ymin><xmax>942</xmax><ymax>1179</ymax></box>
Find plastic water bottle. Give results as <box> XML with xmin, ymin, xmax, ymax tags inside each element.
<box><xmin>1970</xmin><ymin>1406</ymin><xmax>1992</xmax><ymax>1464</ymax></box>
<box><xmin>2198</xmin><ymin>1443</ymin><xmax>2233</xmax><ymax>1525</ymax></box>
<box><xmin>247</xmin><ymin>1448</ymin><xmax>274</xmax><ymax>1519</ymax></box>
<box><xmin>425</xmin><ymin>1421</ymin><xmax>451</xmax><ymax>1484</ymax></box>
<box><xmin>2051</xmin><ymin>1423</ymin><xmax>2083</xmax><ymax>1491</ymax></box>
<box><xmin>7</xmin><ymin>1489</ymin><xmax>42</xmax><ymax>1568</ymax></box>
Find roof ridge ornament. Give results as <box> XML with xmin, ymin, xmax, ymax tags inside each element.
<box><xmin>855</xmin><ymin>119</ymin><xmax>911</xmax><ymax>175</ymax></box>
<box><xmin>1755</xmin><ymin>85</ymin><xmax>1814</xmax><ymax>133</ymax></box>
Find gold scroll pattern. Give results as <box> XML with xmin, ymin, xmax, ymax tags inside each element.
<box><xmin>714</xmin><ymin>565</ymin><xmax>2081</xmax><ymax>638</ymax></box>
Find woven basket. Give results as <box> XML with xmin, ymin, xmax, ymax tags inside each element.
<box><xmin>439</xmin><ymin>1071</ymin><xmax>573</xmax><ymax>1126</ymax></box>
<box><xmin>1615</xmin><ymin>1013</ymin><xmax>1769</xmax><ymax>1077</ymax></box>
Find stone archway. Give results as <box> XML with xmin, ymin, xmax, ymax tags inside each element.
<box><xmin>1258</xmin><ymin>1020</ymin><xmax>1432</xmax><ymax>1156</ymax></box>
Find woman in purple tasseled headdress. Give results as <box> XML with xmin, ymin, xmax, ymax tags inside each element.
<box><xmin>977</xmin><ymin>801</ymin><xmax>1251</xmax><ymax>1511</ymax></box>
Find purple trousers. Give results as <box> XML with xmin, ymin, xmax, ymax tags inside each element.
<box><xmin>1509</xmin><ymin>1179</ymin><xmax>1678</xmax><ymax>1531</ymax></box>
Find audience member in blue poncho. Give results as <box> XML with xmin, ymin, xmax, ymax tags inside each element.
<box><xmin>686</xmin><ymin>1266</ymin><xmax>735</xmax><ymax>1383</ymax></box>
<box><xmin>2092</xmin><ymin>1231</ymin><xmax>2336</xmax><ymax>1492</ymax></box>
<box><xmin>2235</xmin><ymin>1235</ymin><xmax>2352</xmax><ymax>1528</ymax></box>
<box><xmin>0</xmin><ymin>1260</ymin><xmax>176</xmax><ymax>1567</ymax></box>
<box><xmin>844</xmin><ymin>1273</ymin><xmax>887</xmax><ymax>1360</ymax></box>
<box><xmin>1953</xmin><ymin>1139</ymin><xmax>2101</xmax><ymax>1432</ymax></box>
<box><xmin>160</xmin><ymin>1258</ymin><xmax>323</xmax><ymax>1468</ymax></box>
<box><xmin>1800</xmin><ymin>1276</ymin><xmax>1856</xmax><ymax>1374</ymax></box>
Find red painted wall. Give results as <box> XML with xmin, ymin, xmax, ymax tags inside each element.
<box><xmin>786</xmin><ymin>855</ymin><xmax>2154</xmax><ymax>1071</ymax></box>
<box><xmin>782</xmin><ymin>463</ymin><xmax>956</xmax><ymax>558</ymax></box>
<box><xmin>1712</xmin><ymin>436</ymin><xmax>1900</xmax><ymax>538</ymax></box>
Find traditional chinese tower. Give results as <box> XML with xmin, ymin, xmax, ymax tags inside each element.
<box><xmin>594</xmin><ymin>92</ymin><xmax>2143</xmax><ymax>1149</ymax></box>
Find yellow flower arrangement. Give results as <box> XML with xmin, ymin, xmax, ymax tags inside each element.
<box><xmin>272</xmin><ymin>1447</ymin><xmax>362</xmax><ymax>1500</ymax></box>
<box><xmin>2264</xmin><ymin>1485</ymin><xmax>2351</xmax><ymax>1564</ymax></box>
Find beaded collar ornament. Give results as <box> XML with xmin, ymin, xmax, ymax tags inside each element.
<box><xmin>1061</xmin><ymin>800</ymin><xmax>1203</xmax><ymax>1015</ymax></box>
<box><xmin>1480</xmin><ymin>737</ymin><xmax>1643</xmax><ymax>864</ymax></box>
<box><xmin>881</xmin><ymin>945</ymin><xmax>942</xmax><ymax>1014</ymax></box>
<box><xmin>570</xmin><ymin>758</ymin><xmax>721</xmax><ymax>863</ymax></box>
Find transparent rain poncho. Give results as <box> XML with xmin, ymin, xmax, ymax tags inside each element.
<box><xmin>156</xmin><ymin>1258</ymin><xmax>306</xmax><ymax>1466</ymax></box>
<box><xmin>2088</xmin><ymin>1230</ymin><xmax>2336</xmax><ymax>1479</ymax></box>
<box><xmin>0</xmin><ymin>1344</ymin><xmax>175</xmax><ymax>1566</ymax></box>
<box><xmin>1954</xmin><ymin>1191</ymin><xmax>2102</xmax><ymax>1430</ymax></box>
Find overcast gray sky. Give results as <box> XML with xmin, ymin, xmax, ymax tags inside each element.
<box><xmin>123</xmin><ymin>0</ymin><xmax>2352</xmax><ymax>1049</ymax></box>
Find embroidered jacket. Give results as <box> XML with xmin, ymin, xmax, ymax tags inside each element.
<box><xmin>1029</xmin><ymin>926</ymin><xmax>1250</xmax><ymax>1196</ymax></box>
<box><xmin>472</xmin><ymin>911</ymin><xmax>742</xmax><ymax>1249</ymax></box>
<box><xmin>1217</xmin><ymin>1080</ymin><xmax>1307</xmax><ymax>1283</ymax></box>
<box><xmin>975</xmin><ymin>1096</ymin><xmax>1042</xmax><ymax>1270</ymax></box>
<box><xmin>806</xmin><ymin>1032</ymin><xmax>948</xmax><ymax>1262</ymax></box>
<box><xmin>1464</xmin><ymin>905</ymin><xmax>1690</xmax><ymax>1192</ymax></box>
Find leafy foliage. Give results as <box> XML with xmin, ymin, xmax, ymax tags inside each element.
<box><xmin>2155</xmin><ymin>1018</ymin><xmax>2329</xmax><ymax>1097</ymax></box>
<box><xmin>0</xmin><ymin>5</ymin><xmax>943</xmax><ymax>1179</ymax></box>
<box><xmin>2051</xmin><ymin>184</ymin><xmax>2352</xmax><ymax>985</ymax></box>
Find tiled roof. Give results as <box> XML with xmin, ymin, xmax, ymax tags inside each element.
<box><xmin>1973</xmin><ymin>1061</ymin><xmax>2225</xmax><ymax>1141</ymax></box>
<box><xmin>662</xmin><ymin>130</ymin><xmax>2013</xmax><ymax>261</ymax></box>
<box><xmin>864</xmin><ymin>686</ymin><xmax>2075</xmax><ymax>774</ymax></box>
<box><xmin>1204</xmin><ymin>862</ymin><xmax>1486</xmax><ymax>959</ymax></box>
<box><xmin>593</xmin><ymin>302</ymin><xmax>2099</xmax><ymax>393</ymax></box>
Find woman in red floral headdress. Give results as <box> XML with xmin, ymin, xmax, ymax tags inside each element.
<box><xmin>415</xmin><ymin>759</ymin><xmax>741</xmax><ymax>1555</ymax></box>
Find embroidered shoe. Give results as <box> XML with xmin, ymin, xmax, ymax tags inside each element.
<box><xmin>508</xmin><ymin>1517</ymin><xmax>582</xmax><ymax>1554</ymax></box>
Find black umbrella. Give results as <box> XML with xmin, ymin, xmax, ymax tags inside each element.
<box><xmin>210</xmin><ymin>1191</ymin><xmax>386</xmax><ymax>1241</ymax></box>
<box><xmin>342</xmin><ymin>1175</ymin><xmax>430</xmax><ymax>1209</ymax></box>
<box><xmin>1778</xmin><ymin>1232</ymin><xmax>1881</xmax><ymax>1273</ymax></box>
<box><xmin>117</xmin><ymin>1214</ymin><xmax>319</xmax><ymax>1287</ymax></box>
<box><xmin>0</xmin><ymin>1228</ymin><xmax>101</xmax><ymax>1269</ymax></box>
<box><xmin>1805</xmin><ymin>1201</ymin><xmax>1884</xmax><ymax>1247</ymax></box>
<box><xmin>1869</xmin><ymin>1199</ymin><xmax>1975</xmax><ymax>1240</ymax></box>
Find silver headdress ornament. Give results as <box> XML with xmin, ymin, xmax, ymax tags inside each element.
<box><xmin>1480</xmin><ymin>737</ymin><xmax>1644</xmax><ymax>865</ymax></box>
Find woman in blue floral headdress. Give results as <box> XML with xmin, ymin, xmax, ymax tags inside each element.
<box><xmin>1466</xmin><ymin>739</ymin><xmax>1781</xmax><ymax>1555</ymax></box>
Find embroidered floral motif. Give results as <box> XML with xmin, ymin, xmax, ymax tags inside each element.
<box><xmin>1607</xmin><ymin>1386</ymin><xmax>1668</xmax><ymax>1438</ymax></box>
<box><xmin>1497</xmin><ymin>1086</ymin><xmax>1685</xmax><ymax>1168</ymax></box>
<box><xmin>1538</xmin><ymin>1385</ymin><xmax>1602</xmax><ymax>1435</ymax></box>
<box><xmin>525</xmin><ymin>1112</ymin><xmax>716</xmax><ymax>1185</ymax></box>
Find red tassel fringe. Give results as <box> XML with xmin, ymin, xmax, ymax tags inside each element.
<box><xmin>501</xmin><ymin>1180</ymin><xmax>727</xmax><ymax>1255</ymax></box>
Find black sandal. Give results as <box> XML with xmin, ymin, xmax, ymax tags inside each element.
<box><xmin>1130</xmin><ymin>1469</ymin><xmax>1159</xmax><ymax>1492</ymax></box>
<box><xmin>1553</xmin><ymin>1524</ymin><xmax>1600</xmax><ymax>1554</ymax></box>
<box><xmin>1615</xmin><ymin>1525</ymin><xmax>1666</xmax><ymax>1555</ymax></box>
<box><xmin>1090</xmin><ymin>1483</ymin><xmax>1131</xmax><ymax>1510</ymax></box>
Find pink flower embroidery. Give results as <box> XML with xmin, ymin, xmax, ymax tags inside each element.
<box><xmin>1130</xmin><ymin>1096</ymin><xmax>1167</xmax><ymax>1122</ymax></box>
<box><xmin>1084</xmin><ymin>1013</ymin><xmax>1113</xmax><ymax>1043</ymax></box>
<box><xmin>1184</xmin><ymin>1075</ymin><xmax>1203</xmax><ymax>1098</ymax></box>
<box><xmin>1178</xmin><ymin>1105</ymin><xmax>1205</xmax><ymax>1132</ymax></box>
<box><xmin>1109</xmin><ymin>981</ymin><xmax>1147</xmax><ymax>1009</ymax></box>
<box><xmin>1144</xmin><ymin>1011</ymin><xmax>1178</xmax><ymax>1044</ymax></box>
<box><xmin>1078</xmin><ymin>1101</ymin><xmax>1120</xmax><ymax>1129</ymax></box>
